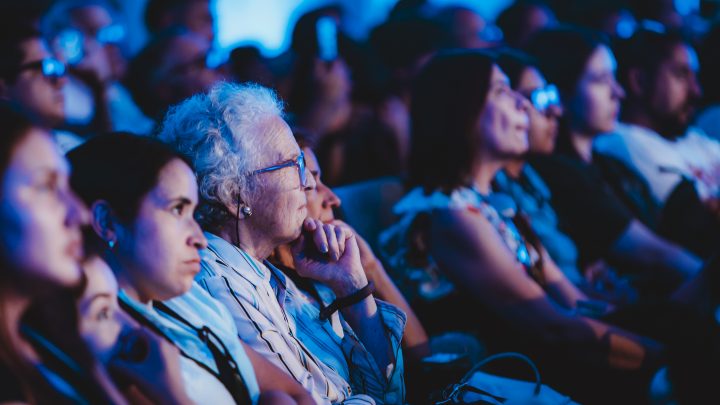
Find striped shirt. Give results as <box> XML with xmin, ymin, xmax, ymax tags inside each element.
<box><xmin>196</xmin><ymin>232</ymin><xmax>406</xmax><ymax>404</ymax></box>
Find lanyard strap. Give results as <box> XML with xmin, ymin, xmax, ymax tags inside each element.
<box><xmin>153</xmin><ymin>301</ymin><xmax>252</xmax><ymax>405</ymax></box>
<box><xmin>118</xmin><ymin>298</ymin><xmax>252</xmax><ymax>404</ymax></box>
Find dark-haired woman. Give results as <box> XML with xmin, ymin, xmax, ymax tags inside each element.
<box><xmin>525</xmin><ymin>27</ymin><xmax>702</xmax><ymax>294</ymax></box>
<box><xmin>68</xmin><ymin>133</ymin><xmax>314</xmax><ymax>405</ymax></box>
<box><xmin>379</xmin><ymin>50</ymin><xmax>662</xmax><ymax>403</ymax></box>
<box><xmin>0</xmin><ymin>103</ymin><xmax>126</xmax><ymax>403</ymax></box>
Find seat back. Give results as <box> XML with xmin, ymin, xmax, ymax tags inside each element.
<box><xmin>333</xmin><ymin>177</ymin><xmax>405</xmax><ymax>252</ymax></box>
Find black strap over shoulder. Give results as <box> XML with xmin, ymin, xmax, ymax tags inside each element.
<box><xmin>153</xmin><ymin>301</ymin><xmax>252</xmax><ymax>405</ymax></box>
<box><xmin>118</xmin><ymin>298</ymin><xmax>251</xmax><ymax>404</ymax></box>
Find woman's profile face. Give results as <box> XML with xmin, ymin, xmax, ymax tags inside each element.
<box><xmin>476</xmin><ymin>65</ymin><xmax>530</xmax><ymax>159</ymax></box>
<box><xmin>78</xmin><ymin>255</ymin><xmax>123</xmax><ymax>362</ymax></box>
<box><xmin>114</xmin><ymin>158</ymin><xmax>207</xmax><ymax>302</ymax></box>
<box><xmin>516</xmin><ymin>67</ymin><xmax>563</xmax><ymax>154</ymax></box>
<box><xmin>303</xmin><ymin>147</ymin><xmax>340</xmax><ymax>224</ymax></box>
<box><xmin>567</xmin><ymin>45</ymin><xmax>625</xmax><ymax>136</ymax></box>
<box><xmin>244</xmin><ymin>116</ymin><xmax>316</xmax><ymax>246</ymax></box>
<box><xmin>0</xmin><ymin>128</ymin><xmax>87</xmax><ymax>287</ymax></box>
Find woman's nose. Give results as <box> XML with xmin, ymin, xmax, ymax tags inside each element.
<box><xmin>188</xmin><ymin>220</ymin><xmax>208</xmax><ymax>250</ymax></box>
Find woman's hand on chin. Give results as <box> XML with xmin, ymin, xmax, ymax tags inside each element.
<box><xmin>291</xmin><ymin>218</ymin><xmax>368</xmax><ymax>296</ymax></box>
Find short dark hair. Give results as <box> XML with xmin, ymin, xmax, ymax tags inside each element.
<box><xmin>526</xmin><ymin>26</ymin><xmax>608</xmax><ymax>99</ymax></box>
<box><xmin>615</xmin><ymin>28</ymin><xmax>691</xmax><ymax>97</ymax></box>
<box><xmin>0</xmin><ymin>25</ymin><xmax>43</xmax><ymax>83</ymax></box>
<box><xmin>408</xmin><ymin>50</ymin><xmax>495</xmax><ymax>193</ymax></box>
<box><xmin>68</xmin><ymin>132</ymin><xmax>191</xmax><ymax>222</ymax></box>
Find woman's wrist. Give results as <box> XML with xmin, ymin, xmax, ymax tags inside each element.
<box><xmin>329</xmin><ymin>268</ymin><xmax>369</xmax><ymax>297</ymax></box>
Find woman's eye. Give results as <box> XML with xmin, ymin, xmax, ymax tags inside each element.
<box><xmin>172</xmin><ymin>205</ymin><xmax>184</xmax><ymax>216</ymax></box>
<box><xmin>96</xmin><ymin>307</ymin><xmax>111</xmax><ymax>321</ymax></box>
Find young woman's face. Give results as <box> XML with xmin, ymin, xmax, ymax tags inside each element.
<box><xmin>114</xmin><ymin>159</ymin><xmax>207</xmax><ymax>302</ymax></box>
<box><xmin>78</xmin><ymin>255</ymin><xmax>122</xmax><ymax>362</ymax></box>
<box><xmin>0</xmin><ymin>128</ymin><xmax>87</xmax><ymax>287</ymax></box>
<box><xmin>476</xmin><ymin>65</ymin><xmax>530</xmax><ymax>159</ymax></box>
<box><xmin>567</xmin><ymin>45</ymin><xmax>625</xmax><ymax>136</ymax></box>
<box><xmin>516</xmin><ymin>67</ymin><xmax>563</xmax><ymax>154</ymax></box>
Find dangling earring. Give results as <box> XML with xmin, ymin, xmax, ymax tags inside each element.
<box><xmin>241</xmin><ymin>206</ymin><xmax>252</xmax><ymax>217</ymax></box>
<box><xmin>108</xmin><ymin>239</ymin><xmax>116</xmax><ymax>249</ymax></box>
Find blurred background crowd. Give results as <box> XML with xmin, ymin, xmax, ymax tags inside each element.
<box><xmin>2</xmin><ymin>0</ymin><xmax>720</xmax><ymax>404</ymax></box>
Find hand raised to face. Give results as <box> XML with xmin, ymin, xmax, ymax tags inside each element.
<box><xmin>291</xmin><ymin>218</ymin><xmax>368</xmax><ymax>296</ymax></box>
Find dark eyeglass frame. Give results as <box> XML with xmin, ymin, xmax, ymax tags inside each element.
<box><xmin>251</xmin><ymin>151</ymin><xmax>307</xmax><ymax>187</ymax></box>
<box><xmin>527</xmin><ymin>84</ymin><xmax>561</xmax><ymax>114</ymax></box>
<box><xmin>14</xmin><ymin>58</ymin><xmax>66</xmax><ymax>79</ymax></box>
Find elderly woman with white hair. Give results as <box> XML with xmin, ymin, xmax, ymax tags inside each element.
<box><xmin>158</xmin><ymin>81</ymin><xmax>406</xmax><ymax>404</ymax></box>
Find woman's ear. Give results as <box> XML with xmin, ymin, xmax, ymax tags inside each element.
<box><xmin>90</xmin><ymin>200</ymin><xmax>119</xmax><ymax>246</ymax></box>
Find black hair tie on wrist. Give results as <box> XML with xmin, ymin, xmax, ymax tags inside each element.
<box><xmin>319</xmin><ymin>281</ymin><xmax>375</xmax><ymax>321</ymax></box>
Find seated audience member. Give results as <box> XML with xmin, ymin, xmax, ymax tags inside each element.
<box><xmin>145</xmin><ymin>0</ymin><xmax>214</xmax><ymax>43</ymax></box>
<box><xmin>273</xmin><ymin>129</ymin><xmax>431</xmax><ymax>363</ymax></box>
<box><xmin>0</xmin><ymin>103</ymin><xmax>122</xmax><ymax>403</ymax></box>
<box><xmin>0</xmin><ymin>25</ymin><xmax>84</xmax><ymax>152</ymax></box>
<box><xmin>158</xmin><ymin>82</ymin><xmax>406</xmax><ymax>404</ymax></box>
<box><xmin>435</xmin><ymin>6</ymin><xmax>497</xmax><ymax>49</ymax></box>
<box><xmin>525</xmin><ymin>27</ymin><xmax>702</xmax><ymax>289</ymax></box>
<box><xmin>124</xmin><ymin>28</ymin><xmax>222</xmax><ymax>123</ymax></box>
<box><xmin>594</xmin><ymin>29</ymin><xmax>720</xmax><ymax>257</ymax></box>
<box><xmin>42</xmin><ymin>0</ymin><xmax>155</xmax><ymax>136</ymax></box>
<box><xmin>378</xmin><ymin>50</ymin><xmax>663</xmax><ymax>404</ymax></box>
<box><xmin>493</xmin><ymin>49</ymin><xmax>637</xmax><ymax>303</ymax></box>
<box><xmin>696</xmin><ymin>23</ymin><xmax>720</xmax><ymax>141</ymax></box>
<box><xmin>68</xmin><ymin>133</ymin><xmax>314</xmax><ymax>405</ymax></box>
<box><xmin>495</xmin><ymin>0</ymin><xmax>557</xmax><ymax>48</ymax></box>
<box><xmin>25</xmin><ymin>233</ymin><xmax>195</xmax><ymax>404</ymax></box>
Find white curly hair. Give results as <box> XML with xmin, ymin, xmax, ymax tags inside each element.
<box><xmin>157</xmin><ymin>81</ymin><xmax>285</xmax><ymax>229</ymax></box>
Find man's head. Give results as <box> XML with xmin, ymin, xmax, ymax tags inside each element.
<box><xmin>617</xmin><ymin>29</ymin><xmax>701</xmax><ymax>138</ymax></box>
<box><xmin>0</xmin><ymin>27</ymin><xmax>67</xmax><ymax>128</ymax></box>
<box><xmin>145</xmin><ymin>0</ymin><xmax>213</xmax><ymax>43</ymax></box>
<box><xmin>125</xmin><ymin>29</ymin><xmax>221</xmax><ymax>120</ymax></box>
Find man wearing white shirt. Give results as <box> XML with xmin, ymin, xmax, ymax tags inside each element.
<box><xmin>594</xmin><ymin>29</ymin><xmax>720</xmax><ymax>256</ymax></box>
<box><xmin>595</xmin><ymin>29</ymin><xmax>720</xmax><ymax>205</ymax></box>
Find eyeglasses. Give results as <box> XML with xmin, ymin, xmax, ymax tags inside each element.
<box><xmin>251</xmin><ymin>151</ymin><xmax>307</xmax><ymax>187</ymax></box>
<box><xmin>55</xmin><ymin>25</ymin><xmax>126</xmax><ymax>65</ymax></box>
<box><xmin>528</xmin><ymin>84</ymin><xmax>561</xmax><ymax>114</ymax></box>
<box><xmin>15</xmin><ymin>58</ymin><xmax>66</xmax><ymax>79</ymax></box>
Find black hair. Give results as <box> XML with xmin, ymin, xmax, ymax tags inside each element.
<box><xmin>0</xmin><ymin>25</ymin><xmax>43</xmax><ymax>83</ymax></box>
<box><xmin>291</xmin><ymin>126</ymin><xmax>318</xmax><ymax>150</ymax></box>
<box><xmin>615</xmin><ymin>28</ymin><xmax>691</xmax><ymax>99</ymax></box>
<box><xmin>68</xmin><ymin>132</ymin><xmax>191</xmax><ymax>222</ymax></box>
<box><xmin>526</xmin><ymin>27</ymin><xmax>609</xmax><ymax>153</ymax></box>
<box><xmin>494</xmin><ymin>48</ymin><xmax>540</xmax><ymax>89</ymax></box>
<box><xmin>408</xmin><ymin>50</ymin><xmax>494</xmax><ymax>193</ymax></box>
<box><xmin>526</xmin><ymin>26</ymin><xmax>609</xmax><ymax>101</ymax></box>
<box><xmin>496</xmin><ymin>0</ymin><xmax>555</xmax><ymax>47</ymax></box>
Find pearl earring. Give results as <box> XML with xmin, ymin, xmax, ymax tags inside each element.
<box><xmin>108</xmin><ymin>240</ymin><xmax>116</xmax><ymax>249</ymax></box>
<box><xmin>241</xmin><ymin>206</ymin><xmax>252</xmax><ymax>217</ymax></box>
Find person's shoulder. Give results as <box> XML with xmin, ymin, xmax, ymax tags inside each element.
<box><xmin>430</xmin><ymin>205</ymin><xmax>495</xmax><ymax>242</ymax></box>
